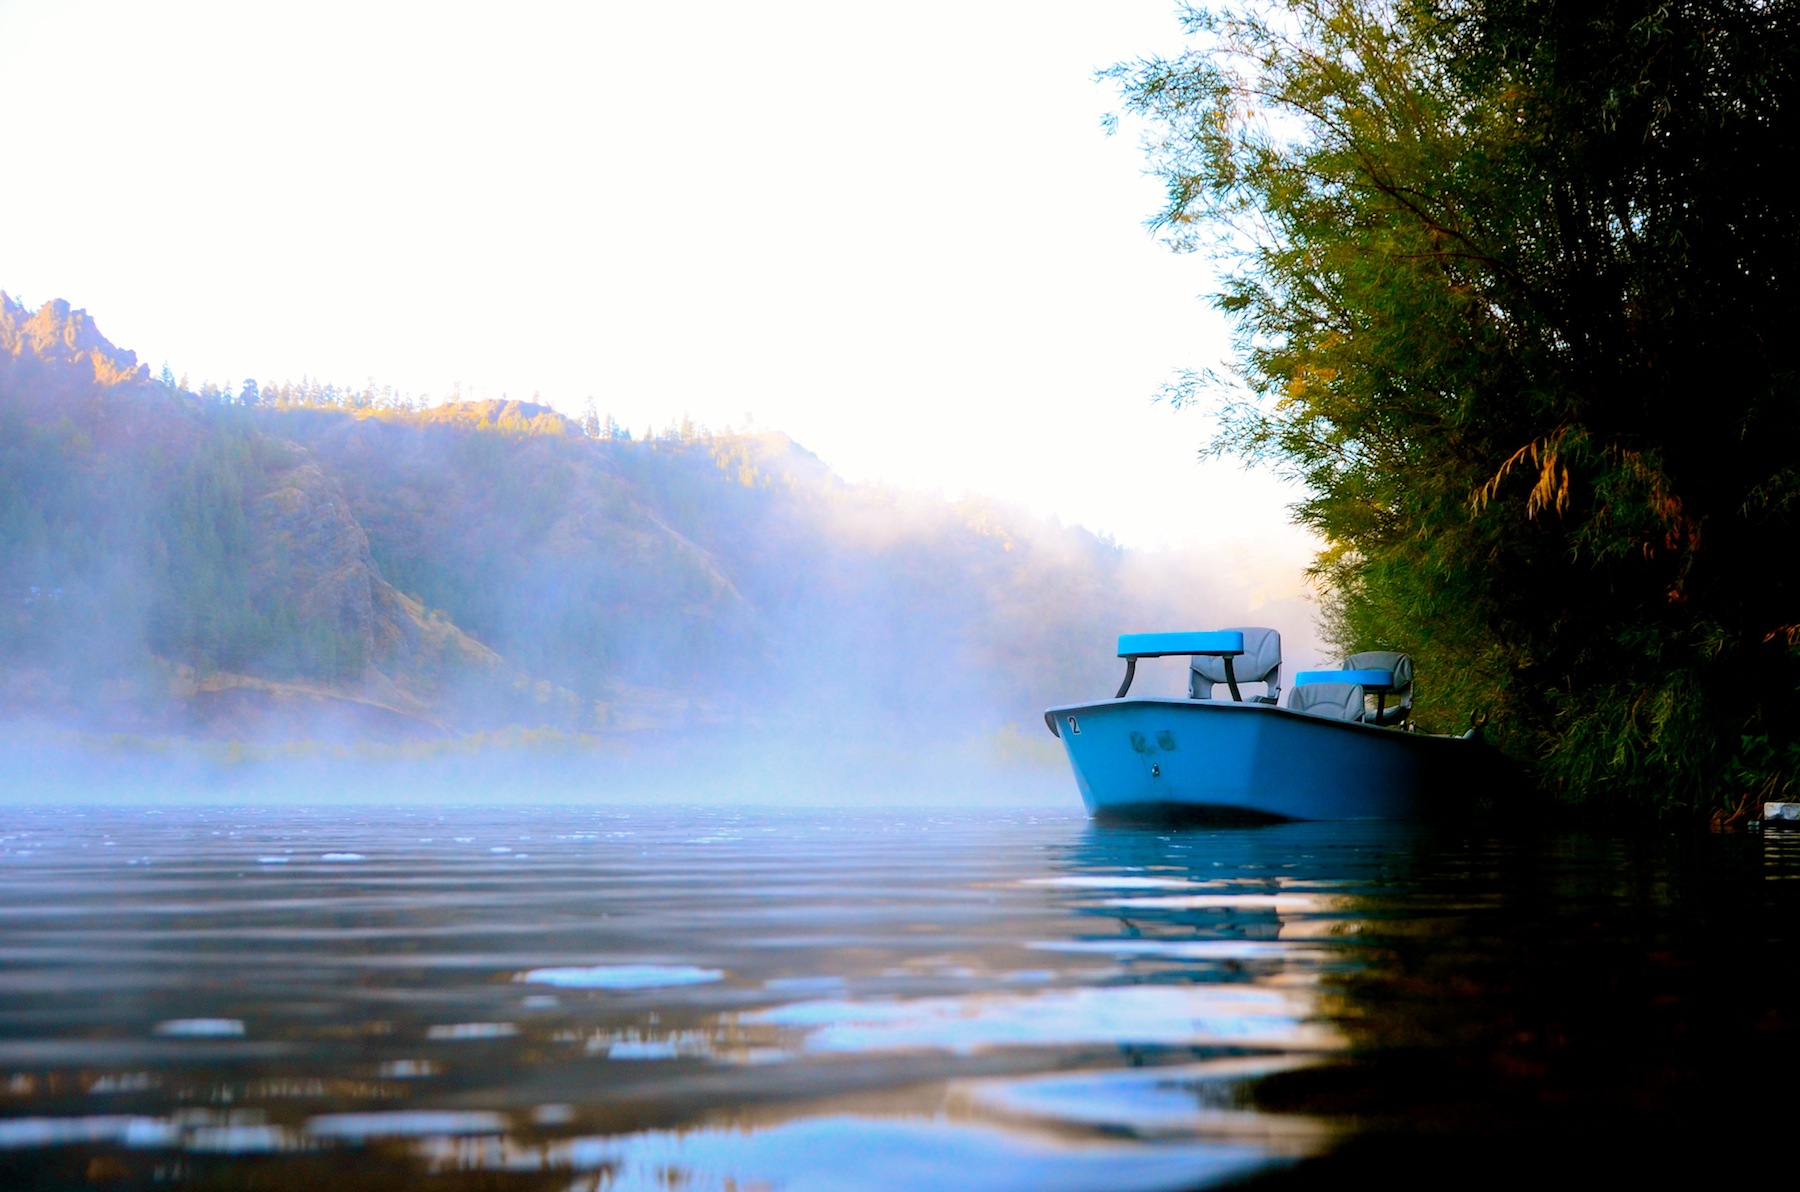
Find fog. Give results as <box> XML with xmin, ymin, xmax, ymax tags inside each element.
<box><xmin>2</xmin><ymin>298</ymin><xmax>1328</xmax><ymax>808</ymax></box>
<box><xmin>0</xmin><ymin>524</ymin><xmax>1324</xmax><ymax>811</ymax></box>
<box><xmin>0</xmin><ymin>718</ymin><xmax>1064</xmax><ymax>809</ymax></box>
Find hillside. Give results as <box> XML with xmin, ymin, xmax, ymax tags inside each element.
<box><xmin>2</xmin><ymin>292</ymin><xmax>1246</xmax><ymax>744</ymax></box>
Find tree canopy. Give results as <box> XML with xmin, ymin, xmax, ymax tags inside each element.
<box><xmin>1114</xmin><ymin>0</ymin><xmax>1800</xmax><ymax>811</ymax></box>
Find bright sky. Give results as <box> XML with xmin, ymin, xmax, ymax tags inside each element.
<box><xmin>0</xmin><ymin>0</ymin><xmax>1316</xmax><ymax>581</ymax></box>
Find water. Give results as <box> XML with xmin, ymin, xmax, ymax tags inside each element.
<box><xmin>2</xmin><ymin>808</ymin><xmax>1797</xmax><ymax>1189</ymax></box>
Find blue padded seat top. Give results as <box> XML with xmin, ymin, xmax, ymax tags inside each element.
<box><xmin>1191</xmin><ymin>626</ymin><xmax>1282</xmax><ymax>703</ymax></box>
<box><xmin>1117</xmin><ymin>630</ymin><xmax>1244</xmax><ymax>658</ymax></box>
<box><xmin>1287</xmin><ymin>681</ymin><xmax>1365</xmax><ymax>721</ymax></box>
<box><xmin>1295</xmin><ymin>668</ymin><xmax>1395</xmax><ymax>689</ymax></box>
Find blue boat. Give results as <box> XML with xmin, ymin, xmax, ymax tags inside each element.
<box><xmin>1044</xmin><ymin>627</ymin><xmax>1484</xmax><ymax>822</ymax></box>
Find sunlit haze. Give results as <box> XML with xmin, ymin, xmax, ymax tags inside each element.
<box><xmin>0</xmin><ymin>0</ymin><xmax>1313</xmax><ymax>569</ymax></box>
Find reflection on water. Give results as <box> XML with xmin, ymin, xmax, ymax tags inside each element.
<box><xmin>0</xmin><ymin>810</ymin><xmax>1354</xmax><ymax>1189</ymax></box>
<box><xmin>2</xmin><ymin>810</ymin><xmax>1798</xmax><ymax>1188</ymax></box>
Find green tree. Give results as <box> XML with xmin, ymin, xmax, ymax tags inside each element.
<box><xmin>1113</xmin><ymin>0</ymin><xmax>1800</xmax><ymax>812</ymax></box>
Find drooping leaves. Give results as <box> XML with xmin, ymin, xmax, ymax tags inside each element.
<box><xmin>1116</xmin><ymin>1</ymin><xmax>1800</xmax><ymax>811</ymax></box>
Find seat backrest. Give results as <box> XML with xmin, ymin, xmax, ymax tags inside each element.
<box><xmin>1286</xmin><ymin>681</ymin><xmax>1365</xmax><ymax>721</ymax></box>
<box><xmin>1345</xmin><ymin>650</ymin><xmax>1414</xmax><ymax>724</ymax></box>
<box><xmin>1190</xmin><ymin>626</ymin><xmax>1282</xmax><ymax>703</ymax></box>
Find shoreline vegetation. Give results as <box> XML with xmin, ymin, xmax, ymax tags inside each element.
<box><xmin>1112</xmin><ymin>0</ymin><xmax>1800</xmax><ymax>817</ymax></box>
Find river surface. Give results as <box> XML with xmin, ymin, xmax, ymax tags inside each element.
<box><xmin>1</xmin><ymin>807</ymin><xmax>1796</xmax><ymax>1190</ymax></box>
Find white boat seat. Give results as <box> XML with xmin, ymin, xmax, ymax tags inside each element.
<box><xmin>1287</xmin><ymin>681</ymin><xmax>1366</xmax><ymax>721</ymax></box>
<box><xmin>1191</xmin><ymin>626</ymin><xmax>1282</xmax><ymax>704</ymax></box>
<box><xmin>1345</xmin><ymin>650</ymin><xmax>1414</xmax><ymax>726</ymax></box>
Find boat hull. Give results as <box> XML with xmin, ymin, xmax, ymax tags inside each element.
<box><xmin>1045</xmin><ymin>697</ymin><xmax>1474</xmax><ymax>821</ymax></box>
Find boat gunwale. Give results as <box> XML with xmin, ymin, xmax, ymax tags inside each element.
<box><xmin>1043</xmin><ymin>695</ymin><xmax>1473</xmax><ymax>748</ymax></box>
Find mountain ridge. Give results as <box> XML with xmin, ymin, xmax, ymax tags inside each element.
<box><xmin>2</xmin><ymin>292</ymin><xmax>1240</xmax><ymax>744</ymax></box>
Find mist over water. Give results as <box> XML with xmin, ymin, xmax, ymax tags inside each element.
<box><xmin>0</xmin><ymin>653</ymin><xmax>1281</xmax><ymax>810</ymax></box>
<box><xmin>0</xmin><ymin>719</ymin><xmax>1075</xmax><ymax>808</ymax></box>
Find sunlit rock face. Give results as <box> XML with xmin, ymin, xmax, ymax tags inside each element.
<box><xmin>0</xmin><ymin>293</ymin><xmax>149</xmax><ymax>394</ymax></box>
<box><xmin>0</xmin><ymin>294</ymin><xmax>473</xmax><ymax>738</ymax></box>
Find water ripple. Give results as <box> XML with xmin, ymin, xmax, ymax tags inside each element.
<box><xmin>0</xmin><ymin>808</ymin><xmax>1364</xmax><ymax>1189</ymax></box>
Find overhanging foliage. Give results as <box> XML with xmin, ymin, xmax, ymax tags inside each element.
<box><xmin>1113</xmin><ymin>0</ymin><xmax>1800</xmax><ymax>810</ymax></box>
